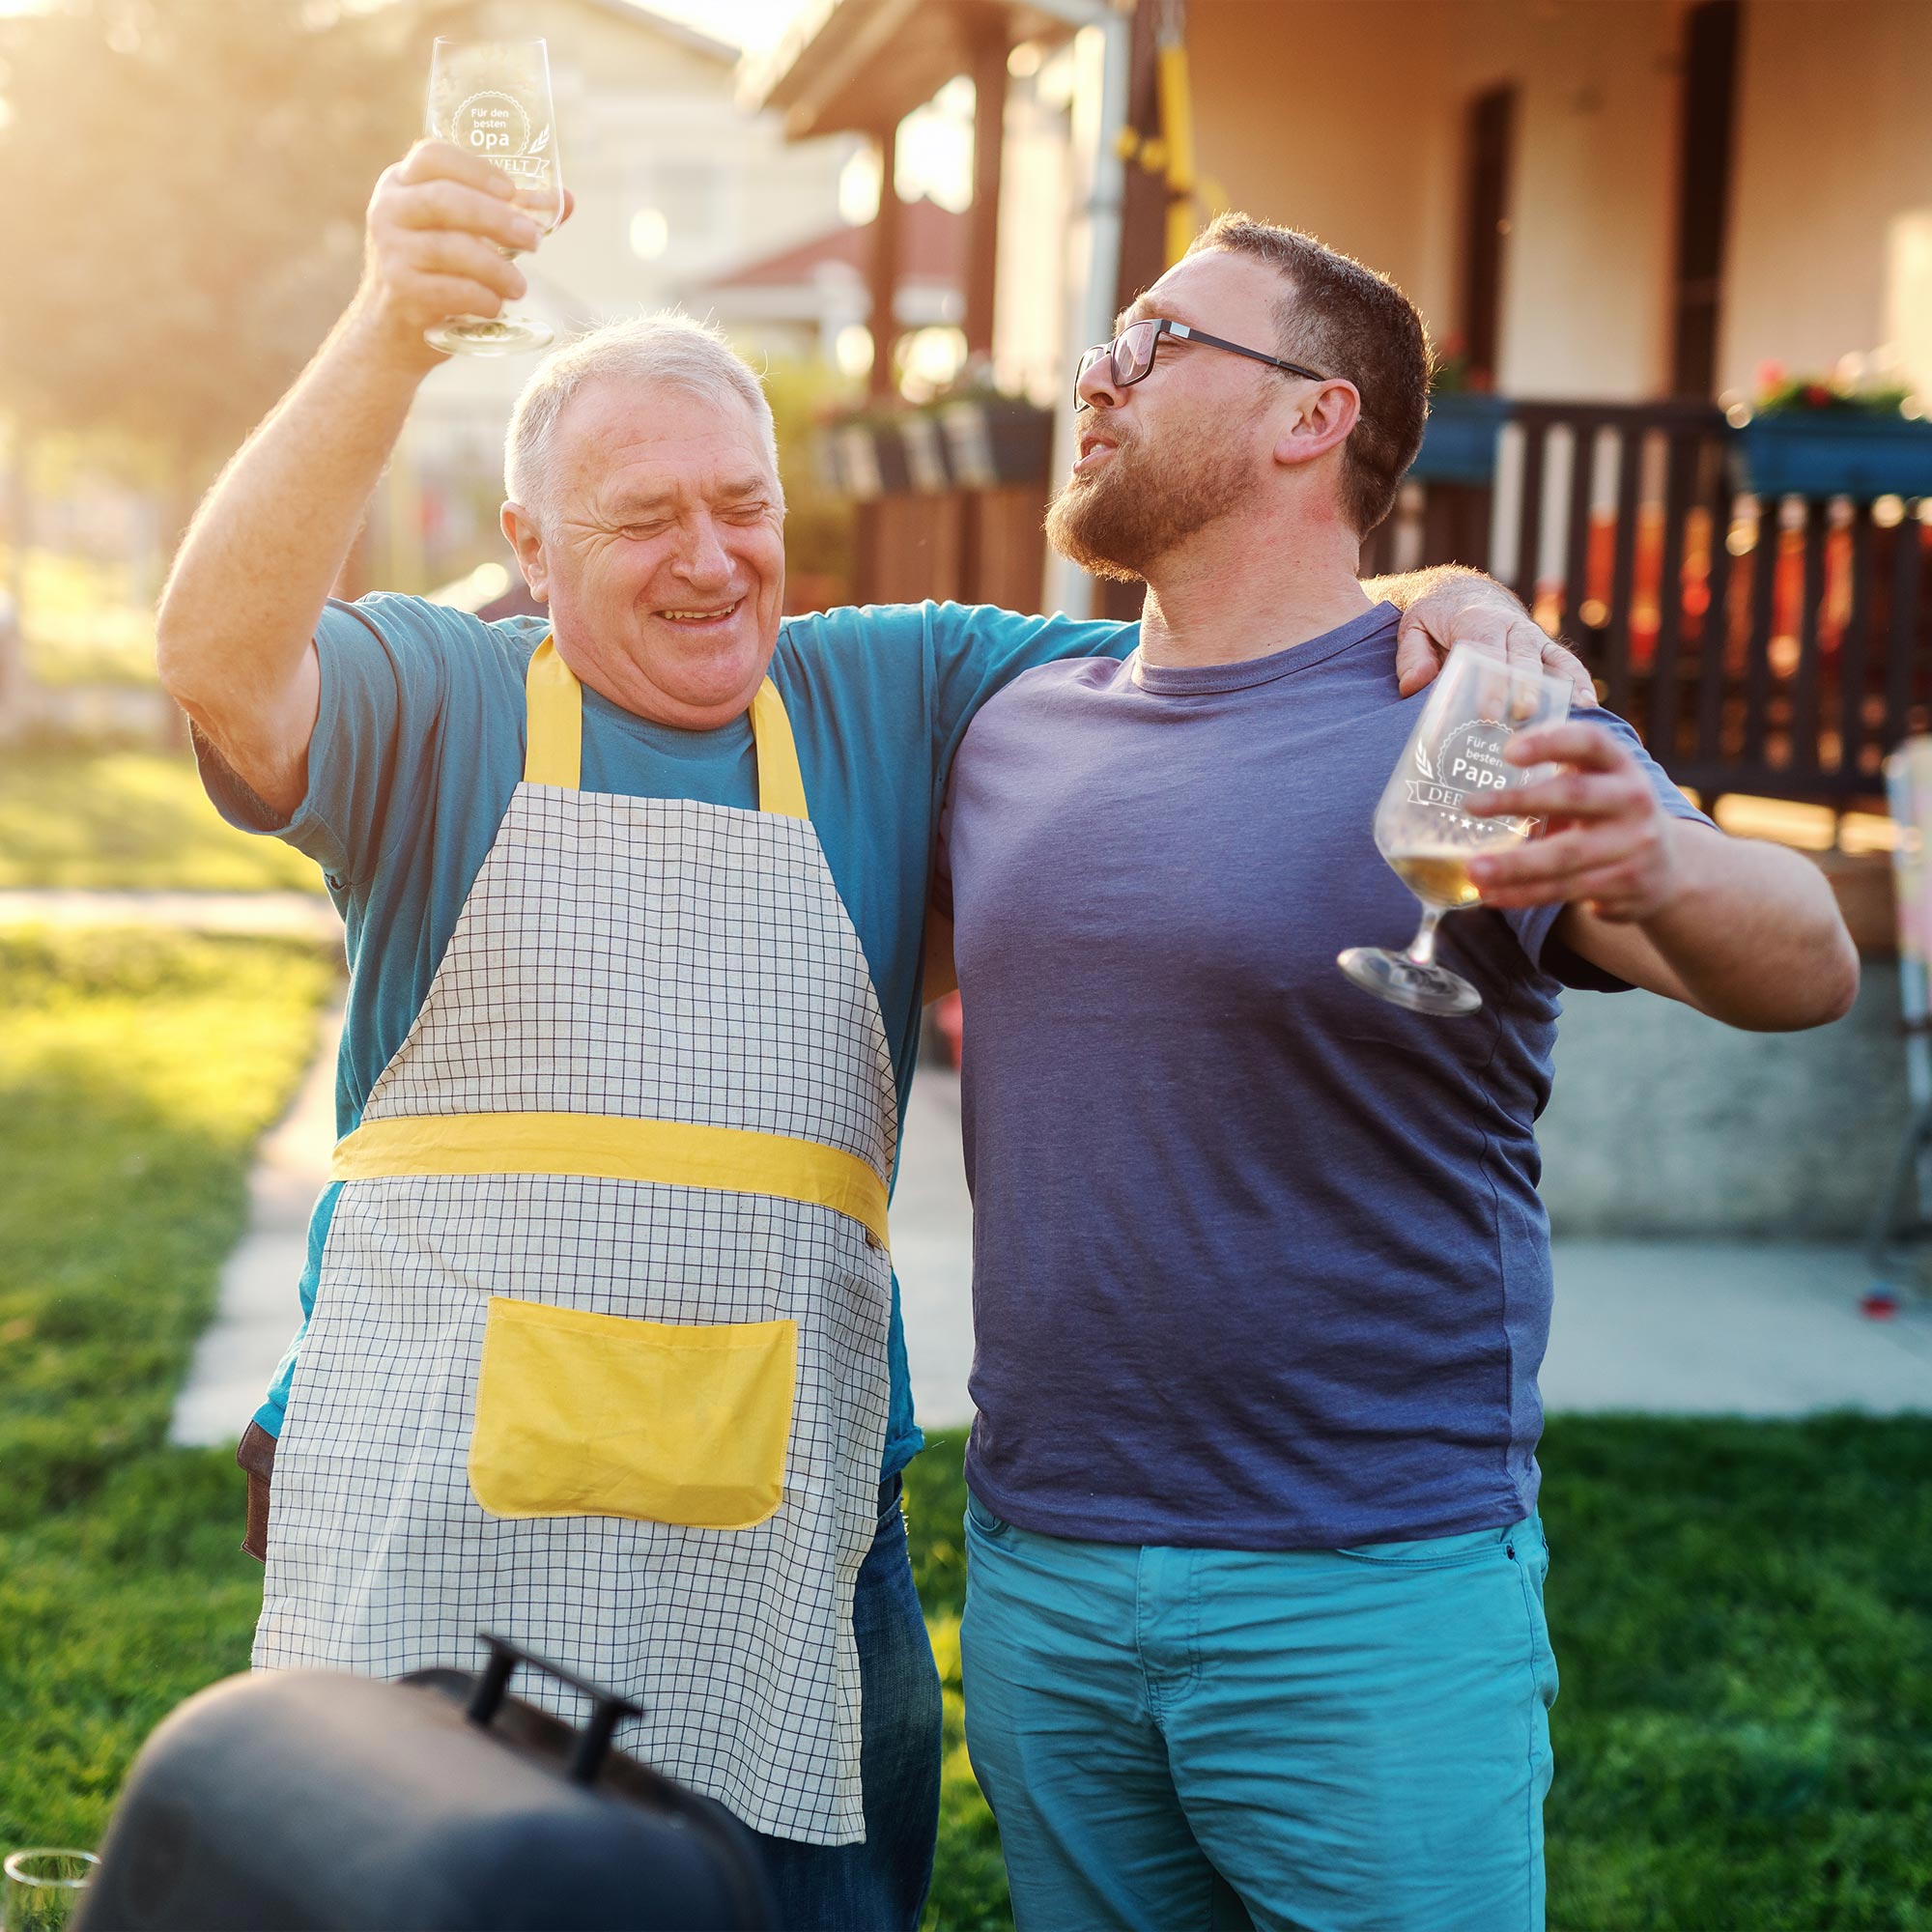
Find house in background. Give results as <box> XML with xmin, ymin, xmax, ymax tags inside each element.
<box><xmin>753</xmin><ymin>0</ymin><xmax>1932</xmax><ymax>810</ymax></box>
<box><xmin>1183</xmin><ymin>0</ymin><xmax>1932</xmax><ymax>412</ymax></box>
<box><xmin>751</xmin><ymin>0</ymin><xmax>1932</xmax><ymax>1240</ymax></box>
<box><xmin>678</xmin><ymin>195</ymin><xmax>969</xmax><ymax>369</ymax></box>
<box><xmin>744</xmin><ymin>0</ymin><xmax>1094</xmax><ymax>611</ymax></box>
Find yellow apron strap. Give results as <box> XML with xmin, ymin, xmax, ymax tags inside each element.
<box><xmin>525</xmin><ymin>638</ymin><xmax>808</xmax><ymax>820</ymax></box>
<box><xmin>524</xmin><ymin>635</ymin><xmax>582</xmax><ymax>789</ymax></box>
<box><xmin>333</xmin><ymin>1110</ymin><xmax>888</xmax><ymax>1249</ymax></box>
<box><xmin>752</xmin><ymin>678</ymin><xmax>810</xmax><ymax>821</ymax></box>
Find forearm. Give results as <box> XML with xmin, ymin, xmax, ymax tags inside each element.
<box><xmin>157</xmin><ymin>301</ymin><xmax>429</xmax><ymax>724</ymax></box>
<box><xmin>1362</xmin><ymin>562</ymin><xmax>1518</xmax><ymax>613</ymax></box>
<box><xmin>1564</xmin><ymin>825</ymin><xmax>1860</xmax><ymax>1031</ymax></box>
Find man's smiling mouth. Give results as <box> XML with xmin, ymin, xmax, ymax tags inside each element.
<box><xmin>656</xmin><ymin>600</ymin><xmax>744</xmax><ymax>626</ymax></box>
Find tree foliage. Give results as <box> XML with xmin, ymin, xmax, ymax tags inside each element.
<box><xmin>0</xmin><ymin>0</ymin><xmax>425</xmax><ymax>476</ymax></box>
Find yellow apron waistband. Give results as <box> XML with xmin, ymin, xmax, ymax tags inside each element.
<box><xmin>332</xmin><ymin>1111</ymin><xmax>889</xmax><ymax>1249</ymax></box>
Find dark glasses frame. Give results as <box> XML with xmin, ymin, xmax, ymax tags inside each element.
<box><xmin>1075</xmin><ymin>316</ymin><xmax>1331</xmax><ymax>411</ymax></box>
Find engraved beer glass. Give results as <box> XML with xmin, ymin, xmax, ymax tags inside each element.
<box><xmin>1337</xmin><ymin>644</ymin><xmax>1572</xmax><ymax>1016</ymax></box>
<box><xmin>424</xmin><ymin>38</ymin><xmax>564</xmax><ymax>355</ymax></box>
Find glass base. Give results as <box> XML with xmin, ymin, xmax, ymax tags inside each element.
<box><xmin>425</xmin><ymin>313</ymin><xmax>554</xmax><ymax>356</ymax></box>
<box><xmin>1336</xmin><ymin>946</ymin><xmax>1484</xmax><ymax>1017</ymax></box>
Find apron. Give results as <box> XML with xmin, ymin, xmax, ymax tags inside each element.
<box><xmin>254</xmin><ymin>638</ymin><xmax>899</xmax><ymax>1846</ymax></box>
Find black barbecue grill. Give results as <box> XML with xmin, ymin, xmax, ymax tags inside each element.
<box><xmin>72</xmin><ymin>1634</ymin><xmax>776</xmax><ymax>1931</ymax></box>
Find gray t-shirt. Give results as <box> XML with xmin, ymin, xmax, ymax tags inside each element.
<box><xmin>936</xmin><ymin>601</ymin><xmax>1709</xmax><ymax>1549</ymax></box>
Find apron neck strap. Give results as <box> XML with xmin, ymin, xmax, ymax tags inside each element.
<box><xmin>523</xmin><ymin>635</ymin><xmax>809</xmax><ymax>821</ymax></box>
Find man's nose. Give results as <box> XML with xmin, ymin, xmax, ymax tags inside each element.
<box><xmin>1076</xmin><ymin>352</ymin><xmax>1125</xmax><ymax>413</ymax></box>
<box><xmin>672</xmin><ymin>518</ymin><xmax>734</xmax><ymax>589</ymax></box>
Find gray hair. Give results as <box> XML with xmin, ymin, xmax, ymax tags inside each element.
<box><xmin>504</xmin><ymin>312</ymin><xmax>782</xmax><ymax>526</ymax></box>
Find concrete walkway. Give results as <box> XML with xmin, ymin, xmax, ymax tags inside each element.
<box><xmin>1539</xmin><ymin>1238</ymin><xmax>1930</xmax><ymax>1417</ymax></box>
<box><xmin>162</xmin><ymin>1023</ymin><xmax>1931</xmax><ymax>1449</ymax></box>
<box><xmin>895</xmin><ymin>1065</ymin><xmax>978</xmax><ymax>1430</ymax></box>
<box><xmin>0</xmin><ymin>888</ymin><xmax>338</xmax><ymax>943</ymax></box>
<box><xmin>169</xmin><ymin>998</ymin><xmax>343</xmax><ymax>1447</ymax></box>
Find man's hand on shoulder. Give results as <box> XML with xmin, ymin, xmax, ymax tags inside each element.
<box><xmin>1370</xmin><ymin>564</ymin><xmax>1597</xmax><ymax>710</ymax></box>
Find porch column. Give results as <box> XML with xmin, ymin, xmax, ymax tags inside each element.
<box><xmin>1113</xmin><ymin>0</ymin><xmax>1169</xmax><ymax>320</ymax></box>
<box><xmin>856</xmin><ymin>121</ymin><xmax>904</xmax><ymax>602</ymax></box>
<box><xmin>868</xmin><ymin>121</ymin><xmax>903</xmax><ymax>399</ymax></box>
<box><xmin>1095</xmin><ymin>0</ymin><xmax>1173</xmax><ymax>622</ymax></box>
<box><xmin>964</xmin><ymin>8</ymin><xmax>1008</xmax><ymax>361</ymax></box>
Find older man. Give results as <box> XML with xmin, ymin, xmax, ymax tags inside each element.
<box><xmin>935</xmin><ymin>215</ymin><xmax>1859</xmax><ymax>1930</ymax></box>
<box><xmin>157</xmin><ymin>146</ymin><xmax>1583</xmax><ymax>1927</ymax></box>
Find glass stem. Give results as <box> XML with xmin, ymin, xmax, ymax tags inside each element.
<box><xmin>1406</xmin><ymin>906</ymin><xmax>1446</xmax><ymax>967</ymax></box>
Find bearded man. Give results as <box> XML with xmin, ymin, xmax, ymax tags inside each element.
<box><xmin>931</xmin><ymin>215</ymin><xmax>1859</xmax><ymax>1931</ymax></box>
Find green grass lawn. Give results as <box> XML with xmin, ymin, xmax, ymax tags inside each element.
<box><xmin>0</xmin><ymin>927</ymin><xmax>334</xmax><ymax>1846</ymax></box>
<box><xmin>3</xmin><ymin>926</ymin><xmax>1928</xmax><ymax>1924</ymax></box>
<box><xmin>0</xmin><ymin>747</ymin><xmax>322</xmax><ymax>893</ymax></box>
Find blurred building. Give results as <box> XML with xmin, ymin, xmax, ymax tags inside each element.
<box><xmin>752</xmin><ymin>0</ymin><xmax>1932</xmax><ymax>1237</ymax></box>
<box><xmin>381</xmin><ymin>0</ymin><xmax>862</xmax><ymax>592</ymax></box>
<box><xmin>681</xmin><ymin>196</ymin><xmax>968</xmax><ymax>368</ymax></box>
<box><xmin>751</xmin><ymin>0</ymin><xmax>1931</xmax><ymax>799</ymax></box>
<box><xmin>1171</xmin><ymin>0</ymin><xmax>1929</xmax><ymax>410</ymax></box>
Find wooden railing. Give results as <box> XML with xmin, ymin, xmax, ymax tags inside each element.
<box><xmin>1363</xmin><ymin>400</ymin><xmax>1932</xmax><ymax>807</ymax></box>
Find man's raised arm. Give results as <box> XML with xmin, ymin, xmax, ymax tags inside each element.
<box><xmin>156</xmin><ymin>142</ymin><xmax>539</xmax><ymax>817</ymax></box>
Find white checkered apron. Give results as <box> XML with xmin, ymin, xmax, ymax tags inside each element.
<box><xmin>253</xmin><ymin>639</ymin><xmax>899</xmax><ymax>1845</ymax></box>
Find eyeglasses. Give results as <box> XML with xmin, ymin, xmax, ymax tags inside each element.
<box><xmin>1075</xmin><ymin>317</ymin><xmax>1331</xmax><ymax>411</ymax></box>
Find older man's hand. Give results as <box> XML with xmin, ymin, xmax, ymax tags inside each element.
<box><xmin>1390</xmin><ymin>571</ymin><xmax>1597</xmax><ymax>710</ymax></box>
<box><xmin>353</xmin><ymin>141</ymin><xmax>568</xmax><ymax>365</ymax></box>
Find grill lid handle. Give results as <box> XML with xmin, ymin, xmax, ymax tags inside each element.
<box><xmin>467</xmin><ymin>1631</ymin><xmax>646</xmax><ymax>1785</ymax></box>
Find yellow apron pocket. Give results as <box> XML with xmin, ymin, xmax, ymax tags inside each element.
<box><xmin>468</xmin><ymin>1296</ymin><xmax>798</xmax><ymax>1530</ymax></box>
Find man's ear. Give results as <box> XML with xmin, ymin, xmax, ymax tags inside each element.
<box><xmin>1273</xmin><ymin>378</ymin><xmax>1361</xmax><ymax>471</ymax></box>
<box><xmin>500</xmin><ymin>500</ymin><xmax>551</xmax><ymax>602</ymax></box>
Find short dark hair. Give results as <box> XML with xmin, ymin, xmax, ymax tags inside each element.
<box><xmin>1185</xmin><ymin>213</ymin><xmax>1431</xmax><ymax>533</ymax></box>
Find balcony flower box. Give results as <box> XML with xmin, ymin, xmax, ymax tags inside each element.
<box><xmin>818</xmin><ymin>395</ymin><xmax>1054</xmax><ymax>497</ymax></box>
<box><xmin>897</xmin><ymin>412</ymin><xmax>952</xmax><ymax>493</ymax></box>
<box><xmin>1408</xmin><ymin>392</ymin><xmax>1510</xmax><ymax>487</ymax></box>
<box><xmin>1734</xmin><ymin>413</ymin><xmax>1932</xmax><ymax>501</ymax></box>
<box><xmin>937</xmin><ymin>398</ymin><xmax>1055</xmax><ymax>489</ymax></box>
<box><xmin>818</xmin><ymin>418</ymin><xmax>912</xmax><ymax>500</ymax></box>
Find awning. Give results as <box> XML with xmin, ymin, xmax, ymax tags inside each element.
<box><xmin>741</xmin><ymin>0</ymin><xmax>1077</xmax><ymax>140</ymax></box>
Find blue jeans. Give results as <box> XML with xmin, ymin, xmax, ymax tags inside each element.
<box><xmin>753</xmin><ymin>1476</ymin><xmax>944</xmax><ymax>1930</ymax></box>
<box><xmin>961</xmin><ymin>1493</ymin><xmax>1559</xmax><ymax>1932</ymax></box>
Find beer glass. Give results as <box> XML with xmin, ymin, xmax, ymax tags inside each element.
<box><xmin>4</xmin><ymin>1851</ymin><xmax>98</xmax><ymax>1932</ymax></box>
<box><xmin>424</xmin><ymin>38</ymin><xmax>564</xmax><ymax>355</ymax></box>
<box><xmin>1337</xmin><ymin>644</ymin><xmax>1572</xmax><ymax>1016</ymax></box>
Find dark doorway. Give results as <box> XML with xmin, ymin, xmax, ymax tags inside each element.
<box><xmin>1668</xmin><ymin>0</ymin><xmax>1742</xmax><ymax>397</ymax></box>
<box><xmin>1459</xmin><ymin>85</ymin><xmax>1516</xmax><ymax>385</ymax></box>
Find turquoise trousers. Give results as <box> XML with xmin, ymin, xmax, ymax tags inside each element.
<box><xmin>960</xmin><ymin>1495</ymin><xmax>1558</xmax><ymax>1932</ymax></box>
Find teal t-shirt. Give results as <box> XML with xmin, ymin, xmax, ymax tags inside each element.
<box><xmin>200</xmin><ymin>594</ymin><xmax>1136</xmax><ymax>1478</ymax></box>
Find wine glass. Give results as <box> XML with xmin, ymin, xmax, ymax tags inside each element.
<box><xmin>424</xmin><ymin>38</ymin><xmax>564</xmax><ymax>355</ymax></box>
<box><xmin>1337</xmin><ymin>644</ymin><xmax>1573</xmax><ymax>1016</ymax></box>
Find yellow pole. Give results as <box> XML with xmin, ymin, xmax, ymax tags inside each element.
<box><xmin>1156</xmin><ymin>38</ymin><xmax>1196</xmax><ymax>266</ymax></box>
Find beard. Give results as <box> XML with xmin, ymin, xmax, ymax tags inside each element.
<box><xmin>1045</xmin><ymin>412</ymin><xmax>1263</xmax><ymax>582</ymax></box>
